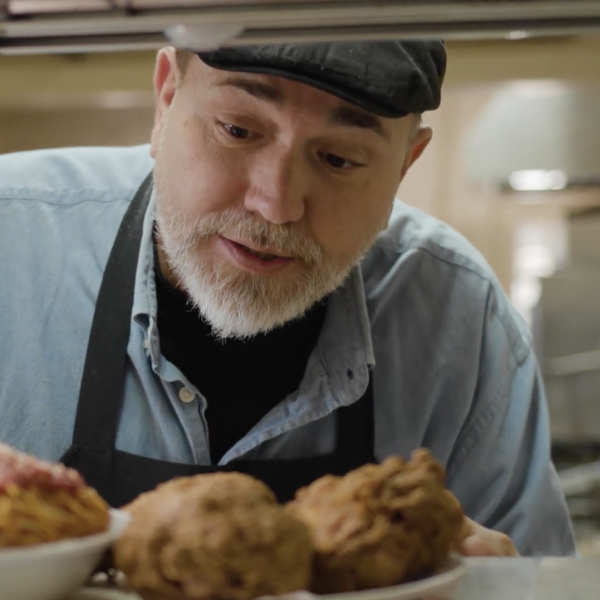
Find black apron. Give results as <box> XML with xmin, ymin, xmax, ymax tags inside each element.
<box><xmin>60</xmin><ymin>175</ymin><xmax>376</xmax><ymax>508</ymax></box>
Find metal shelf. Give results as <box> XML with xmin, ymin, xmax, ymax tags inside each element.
<box><xmin>3</xmin><ymin>1</ymin><xmax>600</xmax><ymax>55</ymax></box>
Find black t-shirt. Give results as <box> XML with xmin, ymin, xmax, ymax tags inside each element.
<box><xmin>154</xmin><ymin>250</ymin><xmax>328</xmax><ymax>464</ymax></box>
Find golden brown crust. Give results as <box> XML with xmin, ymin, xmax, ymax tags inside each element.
<box><xmin>286</xmin><ymin>449</ymin><xmax>464</xmax><ymax>593</ymax></box>
<box><xmin>114</xmin><ymin>473</ymin><xmax>313</xmax><ymax>600</ymax></box>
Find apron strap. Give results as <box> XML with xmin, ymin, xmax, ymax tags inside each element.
<box><xmin>334</xmin><ymin>374</ymin><xmax>375</xmax><ymax>463</ymax></box>
<box><xmin>71</xmin><ymin>173</ymin><xmax>153</xmax><ymax>450</ymax></box>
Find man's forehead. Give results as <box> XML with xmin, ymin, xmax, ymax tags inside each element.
<box><xmin>208</xmin><ymin>68</ymin><xmax>330</xmax><ymax>102</ymax></box>
<box><xmin>199</xmin><ymin>61</ymin><xmax>352</xmax><ymax>108</ymax></box>
<box><xmin>204</xmin><ymin>68</ymin><xmax>394</xmax><ymax>141</ymax></box>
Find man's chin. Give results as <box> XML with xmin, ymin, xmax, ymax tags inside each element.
<box><xmin>176</xmin><ymin>279</ymin><xmax>297</xmax><ymax>340</ymax></box>
<box><xmin>181</xmin><ymin>278</ymin><xmax>327</xmax><ymax>340</ymax></box>
<box><xmin>195</xmin><ymin>303</ymin><xmax>311</xmax><ymax>341</ymax></box>
<box><xmin>168</xmin><ymin>249</ymin><xmax>353</xmax><ymax>339</ymax></box>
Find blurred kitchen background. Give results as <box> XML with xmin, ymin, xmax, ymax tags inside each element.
<box><xmin>2</xmin><ymin>30</ymin><xmax>600</xmax><ymax>554</ymax></box>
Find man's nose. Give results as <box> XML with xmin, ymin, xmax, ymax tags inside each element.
<box><xmin>243</xmin><ymin>147</ymin><xmax>307</xmax><ymax>225</ymax></box>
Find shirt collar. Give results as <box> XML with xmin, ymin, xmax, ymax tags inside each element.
<box><xmin>132</xmin><ymin>188</ymin><xmax>160</xmax><ymax>361</ymax></box>
<box><xmin>307</xmin><ymin>266</ymin><xmax>376</xmax><ymax>408</ymax></box>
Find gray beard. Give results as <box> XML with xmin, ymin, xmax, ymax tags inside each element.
<box><xmin>154</xmin><ymin>201</ymin><xmax>357</xmax><ymax>340</ymax></box>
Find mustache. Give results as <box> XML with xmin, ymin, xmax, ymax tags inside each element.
<box><xmin>161</xmin><ymin>208</ymin><xmax>323</xmax><ymax>265</ymax></box>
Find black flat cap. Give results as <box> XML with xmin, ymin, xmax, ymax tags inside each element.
<box><xmin>197</xmin><ymin>41</ymin><xmax>446</xmax><ymax>118</ymax></box>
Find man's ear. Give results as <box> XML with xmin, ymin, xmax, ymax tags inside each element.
<box><xmin>399</xmin><ymin>126</ymin><xmax>433</xmax><ymax>181</ymax></box>
<box><xmin>150</xmin><ymin>47</ymin><xmax>180</xmax><ymax>159</ymax></box>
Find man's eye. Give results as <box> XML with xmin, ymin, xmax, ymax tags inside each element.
<box><xmin>321</xmin><ymin>152</ymin><xmax>359</xmax><ymax>170</ymax></box>
<box><xmin>224</xmin><ymin>123</ymin><xmax>251</xmax><ymax>139</ymax></box>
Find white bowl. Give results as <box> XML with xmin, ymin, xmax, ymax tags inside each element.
<box><xmin>0</xmin><ymin>509</ymin><xmax>129</xmax><ymax>600</ymax></box>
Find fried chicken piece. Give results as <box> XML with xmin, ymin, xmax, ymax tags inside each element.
<box><xmin>286</xmin><ymin>449</ymin><xmax>464</xmax><ymax>593</ymax></box>
<box><xmin>113</xmin><ymin>472</ymin><xmax>313</xmax><ymax>600</ymax></box>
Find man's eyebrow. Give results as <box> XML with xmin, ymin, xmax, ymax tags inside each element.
<box><xmin>215</xmin><ymin>77</ymin><xmax>388</xmax><ymax>139</ymax></box>
<box><xmin>328</xmin><ymin>105</ymin><xmax>388</xmax><ymax>140</ymax></box>
<box><xmin>216</xmin><ymin>76</ymin><xmax>284</xmax><ymax>105</ymax></box>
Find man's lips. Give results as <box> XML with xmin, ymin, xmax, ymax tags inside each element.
<box><xmin>225</xmin><ymin>236</ymin><xmax>293</xmax><ymax>260</ymax></box>
<box><xmin>218</xmin><ymin>235</ymin><xmax>295</xmax><ymax>275</ymax></box>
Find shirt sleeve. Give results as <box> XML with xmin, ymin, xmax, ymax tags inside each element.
<box><xmin>446</xmin><ymin>283</ymin><xmax>576</xmax><ymax>556</ymax></box>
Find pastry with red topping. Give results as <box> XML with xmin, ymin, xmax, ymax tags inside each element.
<box><xmin>0</xmin><ymin>443</ymin><xmax>109</xmax><ymax>547</ymax></box>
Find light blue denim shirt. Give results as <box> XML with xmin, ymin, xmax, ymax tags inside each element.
<box><xmin>0</xmin><ymin>145</ymin><xmax>575</xmax><ymax>555</ymax></box>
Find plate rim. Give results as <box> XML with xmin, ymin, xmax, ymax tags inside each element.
<box><xmin>317</xmin><ymin>554</ymin><xmax>467</xmax><ymax>600</ymax></box>
<box><xmin>0</xmin><ymin>508</ymin><xmax>129</xmax><ymax>562</ymax></box>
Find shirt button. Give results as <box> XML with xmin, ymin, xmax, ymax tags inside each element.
<box><xmin>178</xmin><ymin>387</ymin><xmax>195</xmax><ymax>403</ymax></box>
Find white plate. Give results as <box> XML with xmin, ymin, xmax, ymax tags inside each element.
<box><xmin>71</xmin><ymin>554</ymin><xmax>467</xmax><ymax>600</ymax></box>
<box><xmin>318</xmin><ymin>555</ymin><xmax>467</xmax><ymax>600</ymax></box>
<box><xmin>0</xmin><ymin>509</ymin><xmax>129</xmax><ymax>600</ymax></box>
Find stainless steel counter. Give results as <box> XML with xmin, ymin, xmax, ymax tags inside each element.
<box><xmin>71</xmin><ymin>558</ymin><xmax>600</xmax><ymax>600</ymax></box>
<box><xmin>460</xmin><ymin>557</ymin><xmax>599</xmax><ymax>600</ymax></box>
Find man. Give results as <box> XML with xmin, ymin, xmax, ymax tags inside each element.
<box><xmin>0</xmin><ymin>40</ymin><xmax>575</xmax><ymax>557</ymax></box>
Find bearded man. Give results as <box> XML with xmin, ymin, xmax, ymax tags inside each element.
<box><xmin>0</xmin><ymin>40</ymin><xmax>575</xmax><ymax>557</ymax></box>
